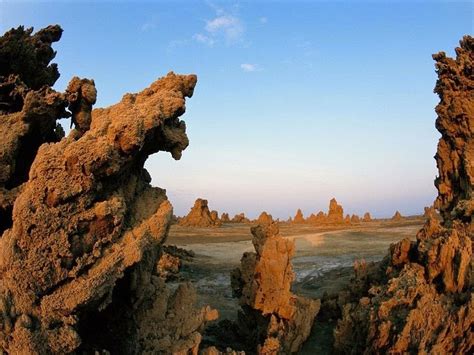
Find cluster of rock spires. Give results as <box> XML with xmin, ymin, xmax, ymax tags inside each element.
<box><xmin>0</xmin><ymin>24</ymin><xmax>472</xmax><ymax>355</ymax></box>
<box><xmin>0</xmin><ymin>25</ymin><xmax>217</xmax><ymax>353</ymax></box>
<box><xmin>176</xmin><ymin>197</ymin><xmax>377</xmax><ymax>228</ymax></box>
<box><xmin>325</xmin><ymin>36</ymin><xmax>473</xmax><ymax>353</ymax></box>
<box><xmin>291</xmin><ymin>198</ymin><xmax>372</xmax><ymax>225</ymax></box>
<box><xmin>179</xmin><ymin>198</ymin><xmax>221</xmax><ymax>227</ymax></box>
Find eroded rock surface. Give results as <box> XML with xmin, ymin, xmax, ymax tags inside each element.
<box><xmin>157</xmin><ymin>245</ymin><xmax>194</xmax><ymax>281</ymax></box>
<box><xmin>0</xmin><ymin>25</ymin><xmax>216</xmax><ymax>354</ymax></box>
<box><xmin>0</xmin><ymin>25</ymin><xmax>68</xmax><ymax>234</ymax></box>
<box><xmin>331</xmin><ymin>36</ymin><xmax>474</xmax><ymax>355</ymax></box>
<box><xmin>179</xmin><ymin>198</ymin><xmax>221</xmax><ymax>227</ymax></box>
<box><xmin>225</xmin><ymin>223</ymin><xmax>320</xmax><ymax>354</ymax></box>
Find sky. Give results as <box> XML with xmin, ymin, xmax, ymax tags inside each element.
<box><xmin>1</xmin><ymin>0</ymin><xmax>472</xmax><ymax>219</ymax></box>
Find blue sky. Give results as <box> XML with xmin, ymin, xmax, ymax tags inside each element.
<box><xmin>2</xmin><ymin>1</ymin><xmax>472</xmax><ymax>218</ymax></box>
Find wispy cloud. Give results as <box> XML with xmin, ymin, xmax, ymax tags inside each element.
<box><xmin>240</xmin><ymin>63</ymin><xmax>260</xmax><ymax>72</ymax></box>
<box><xmin>193</xmin><ymin>33</ymin><xmax>215</xmax><ymax>47</ymax></box>
<box><xmin>205</xmin><ymin>15</ymin><xmax>243</xmax><ymax>42</ymax></box>
<box><xmin>259</xmin><ymin>17</ymin><xmax>268</xmax><ymax>24</ymax></box>
<box><xmin>193</xmin><ymin>5</ymin><xmax>244</xmax><ymax>46</ymax></box>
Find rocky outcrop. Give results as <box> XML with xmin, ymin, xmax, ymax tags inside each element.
<box><xmin>305</xmin><ymin>199</ymin><xmax>346</xmax><ymax>225</ymax></box>
<box><xmin>179</xmin><ymin>198</ymin><xmax>221</xmax><ymax>227</ymax></box>
<box><xmin>433</xmin><ymin>38</ymin><xmax>473</xmax><ymax>224</ymax></box>
<box><xmin>391</xmin><ymin>210</ymin><xmax>403</xmax><ymax>220</ymax></box>
<box><xmin>256</xmin><ymin>211</ymin><xmax>273</xmax><ymax>224</ymax></box>
<box><xmin>362</xmin><ymin>212</ymin><xmax>372</xmax><ymax>222</ymax></box>
<box><xmin>0</xmin><ymin>25</ymin><xmax>68</xmax><ymax>235</ymax></box>
<box><xmin>344</xmin><ymin>214</ymin><xmax>351</xmax><ymax>224</ymax></box>
<box><xmin>231</xmin><ymin>213</ymin><xmax>250</xmax><ymax>223</ymax></box>
<box><xmin>210</xmin><ymin>210</ymin><xmax>220</xmax><ymax>223</ymax></box>
<box><xmin>331</xmin><ymin>36</ymin><xmax>474</xmax><ymax>354</ymax></box>
<box><xmin>0</xmin><ymin>25</ymin><xmax>216</xmax><ymax>354</ymax></box>
<box><xmin>293</xmin><ymin>208</ymin><xmax>305</xmax><ymax>224</ymax></box>
<box><xmin>327</xmin><ymin>198</ymin><xmax>344</xmax><ymax>223</ymax></box>
<box><xmin>350</xmin><ymin>214</ymin><xmax>360</xmax><ymax>224</ymax></box>
<box><xmin>156</xmin><ymin>245</ymin><xmax>194</xmax><ymax>281</ymax></box>
<box><xmin>227</xmin><ymin>223</ymin><xmax>320</xmax><ymax>353</ymax></box>
<box><xmin>220</xmin><ymin>212</ymin><xmax>230</xmax><ymax>223</ymax></box>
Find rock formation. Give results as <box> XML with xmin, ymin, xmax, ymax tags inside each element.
<box><xmin>293</xmin><ymin>208</ymin><xmax>305</xmax><ymax>224</ymax></box>
<box><xmin>391</xmin><ymin>210</ymin><xmax>403</xmax><ymax>220</ymax></box>
<box><xmin>433</xmin><ymin>40</ymin><xmax>473</xmax><ymax>224</ymax></box>
<box><xmin>210</xmin><ymin>210</ymin><xmax>220</xmax><ymax>223</ymax></box>
<box><xmin>0</xmin><ymin>25</ymin><xmax>216</xmax><ymax>354</ymax></box>
<box><xmin>331</xmin><ymin>36</ymin><xmax>474</xmax><ymax>354</ymax></box>
<box><xmin>256</xmin><ymin>211</ymin><xmax>273</xmax><ymax>224</ymax></box>
<box><xmin>220</xmin><ymin>212</ymin><xmax>230</xmax><ymax>223</ymax></box>
<box><xmin>327</xmin><ymin>198</ymin><xmax>344</xmax><ymax>223</ymax></box>
<box><xmin>306</xmin><ymin>200</ymin><xmax>347</xmax><ymax>225</ymax></box>
<box><xmin>156</xmin><ymin>245</ymin><xmax>194</xmax><ymax>281</ymax></box>
<box><xmin>179</xmin><ymin>198</ymin><xmax>221</xmax><ymax>227</ymax></box>
<box><xmin>0</xmin><ymin>25</ymin><xmax>68</xmax><ymax>235</ymax></box>
<box><xmin>231</xmin><ymin>213</ymin><xmax>250</xmax><ymax>223</ymax></box>
<box><xmin>227</xmin><ymin>223</ymin><xmax>320</xmax><ymax>353</ymax></box>
<box><xmin>350</xmin><ymin>214</ymin><xmax>360</xmax><ymax>224</ymax></box>
<box><xmin>362</xmin><ymin>212</ymin><xmax>372</xmax><ymax>222</ymax></box>
<box><xmin>344</xmin><ymin>214</ymin><xmax>351</xmax><ymax>224</ymax></box>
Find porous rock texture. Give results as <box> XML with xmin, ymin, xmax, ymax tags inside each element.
<box><xmin>0</xmin><ymin>25</ymin><xmax>217</xmax><ymax>354</ymax></box>
<box><xmin>228</xmin><ymin>223</ymin><xmax>320</xmax><ymax>354</ymax></box>
<box><xmin>156</xmin><ymin>245</ymin><xmax>194</xmax><ymax>281</ymax></box>
<box><xmin>0</xmin><ymin>25</ymin><xmax>68</xmax><ymax>235</ymax></box>
<box><xmin>331</xmin><ymin>36</ymin><xmax>474</xmax><ymax>354</ymax></box>
<box><xmin>179</xmin><ymin>198</ymin><xmax>221</xmax><ymax>227</ymax></box>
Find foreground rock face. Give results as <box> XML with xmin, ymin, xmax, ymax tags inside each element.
<box><xmin>0</xmin><ymin>25</ymin><xmax>216</xmax><ymax>354</ymax></box>
<box><xmin>0</xmin><ymin>25</ymin><xmax>68</xmax><ymax>235</ymax></box>
<box><xmin>433</xmin><ymin>39</ymin><xmax>473</xmax><ymax>224</ymax></box>
<box><xmin>332</xmin><ymin>36</ymin><xmax>474</xmax><ymax>354</ymax></box>
<box><xmin>229</xmin><ymin>223</ymin><xmax>320</xmax><ymax>353</ymax></box>
<box><xmin>179</xmin><ymin>198</ymin><xmax>221</xmax><ymax>227</ymax></box>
